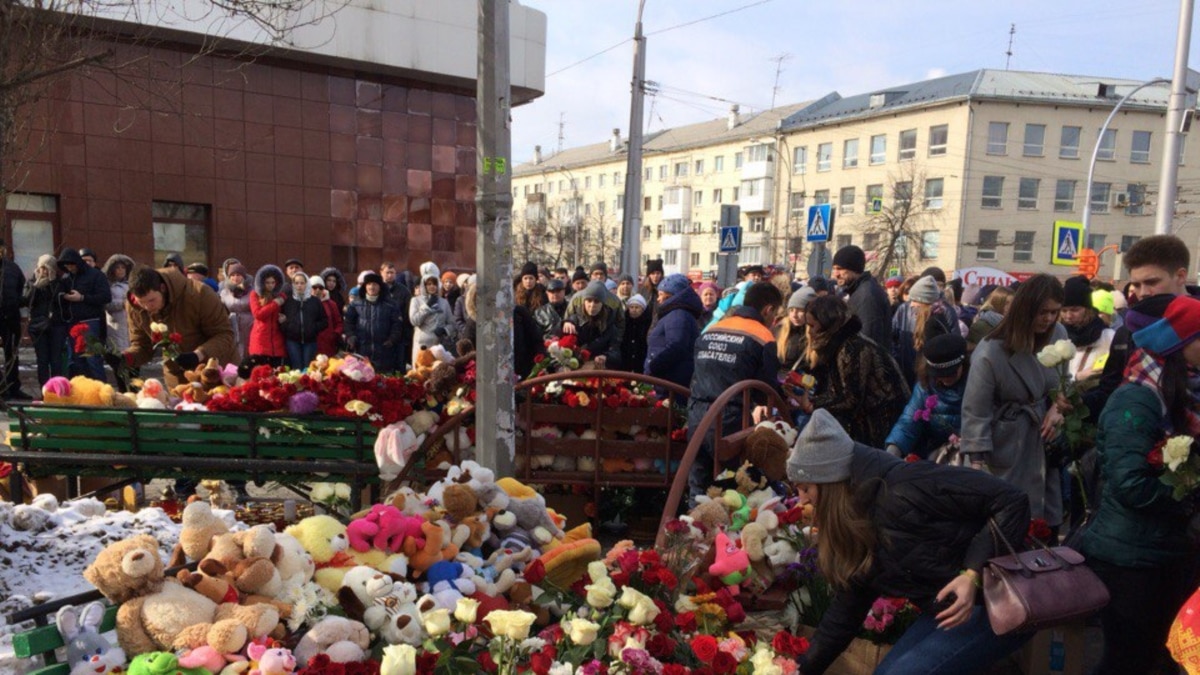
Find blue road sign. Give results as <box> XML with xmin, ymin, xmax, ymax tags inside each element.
<box><xmin>719</xmin><ymin>225</ymin><xmax>742</xmax><ymax>253</ymax></box>
<box><xmin>807</xmin><ymin>204</ymin><xmax>833</xmax><ymax>243</ymax></box>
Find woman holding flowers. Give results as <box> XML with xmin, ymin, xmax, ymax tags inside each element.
<box><xmin>1078</xmin><ymin>293</ymin><xmax>1200</xmax><ymax>674</ymax></box>
<box><xmin>961</xmin><ymin>274</ymin><xmax>1068</xmax><ymax>531</ymax></box>
<box><xmin>789</xmin><ymin>409</ymin><xmax>1031</xmax><ymax>674</ymax></box>
<box><xmin>884</xmin><ymin>333</ymin><xmax>969</xmax><ymax>460</ymax></box>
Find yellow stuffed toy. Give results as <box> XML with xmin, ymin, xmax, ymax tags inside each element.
<box><xmin>405</xmin><ymin>346</ymin><xmax>438</xmax><ymax>382</ymax></box>
<box><xmin>42</xmin><ymin>375</ymin><xmax>135</xmax><ymax>408</ymax></box>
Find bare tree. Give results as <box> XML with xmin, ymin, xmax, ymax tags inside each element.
<box><xmin>0</xmin><ymin>0</ymin><xmax>344</xmax><ymax>196</ymax></box>
<box><xmin>860</xmin><ymin>163</ymin><xmax>932</xmax><ymax>278</ymax></box>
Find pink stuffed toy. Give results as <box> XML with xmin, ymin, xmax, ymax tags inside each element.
<box><xmin>346</xmin><ymin>504</ymin><xmax>424</xmax><ymax>553</ymax></box>
<box><xmin>338</xmin><ymin>355</ymin><xmax>376</xmax><ymax>382</ymax></box>
<box><xmin>177</xmin><ymin>645</ymin><xmax>246</xmax><ymax>673</ymax></box>
<box><xmin>248</xmin><ymin>642</ymin><xmax>297</xmax><ymax>675</ymax></box>
<box><xmin>708</xmin><ymin>529</ymin><xmax>752</xmax><ymax>590</ymax></box>
<box><xmin>42</xmin><ymin>376</ymin><xmax>71</xmax><ymax>400</ymax></box>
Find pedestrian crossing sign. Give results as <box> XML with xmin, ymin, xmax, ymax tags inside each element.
<box><xmin>806</xmin><ymin>204</ymin><xmax>833</xmax><ymax>242</ymax></box>
<box><xmin>1051</xmin><ymin>220</ymin><xmax>1084</xmax><ymax>266</ymax></box>
<box><xmin>718</xmin><ymin>225</ymin><xmax>742</xmax><ymax>253</ymax></box>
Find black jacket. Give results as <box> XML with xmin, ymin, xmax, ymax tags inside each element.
<box><xmin>24</xmin><ymin>277</ymin><xmax>57</xmax><ymax>338</ymax></box>
<box><xmin>620</xmin><ymin>308</ymin><xmax>651</xmax><ymax>374</ymax></box>
<box><xmin>799</xmin><ymin>447</ymin><xmax>1030</xmax><ymax>675</ymax></box>
<box><xmin>0</xmin><ymin>258</ymin><xmax>25</xmax><ymax>320</ymax></box>
<box><xmin>562</xmin><ymin>305</ymin><xmax>620</xmax><ymax>364</ymax></box>
<box><xmin>688</xmin><ymin>305</ymin><xmax>781</xmax><ymax>434</ymax></box>
<box><xmin>513</xmin><ymin>305</ymin><xmax>545</xmax><ymax>380</ymax></box>
<box><xmin>281</xmin><ymin>295</ymin><xmax>328</xmax><ymax>344</ymax></box>
<box><xmin>55</xmin><ymin>249</ymin><xmax>110</xmax><ymax>324</ymax></box>
<box><xmin>534</xmin><ymin>300</ymin><xmax>568</xmax><ymax>340</ymax></box>
<box><xmin>645</xmin><ymin>288</ymin><xmax>703</xmax><ymax>388</ymax></box>
<box><xmin>845</xmin><ymin>271</ymin><xmax>891</xmax><ymax>352</ymax></box>
<box><xmin>344</xmin><ymin>297</ymin><xmax>404</xmax><ymax>371</ymax></box>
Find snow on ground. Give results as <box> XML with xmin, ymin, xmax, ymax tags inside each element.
<box><xmin>0</xmin><ymin>496</ymin><xmax>241</xmax><ymax>673</ymax></box>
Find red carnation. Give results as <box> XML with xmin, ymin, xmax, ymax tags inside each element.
<box><xmin>647</xmin><ymin>632</ymin><xmax>676</xmax><ymax>659</ymax></box>
<box><xmin>523</xmin><ymin>558</ymin><xmax>546</xmax><ymax>585</ymax></box>
<box><xmin>1148</xmin><ymin>447</ymin><xmax>1165</xmax><ymax>468</ymax></box>
<box><xmin>529</xmin><ymin>643</ymin><xmax>556</xmax><ymax>675</ymax></box>
<box><xmin>711</xmin><ymin>651</ymin><xmax>738</xmax><ymax>674</ymax></box>
<box><xmin>69</xmin><ymin>324</ymin><xmax>88</xmax><ymax>339</ymax></box>
<box><xmin>0</xmin><ymin>462</ymin><xmax>12</xmax><ymax>479</ymax></box>
<box><xmin>690</xmin><ymin>634</ymin><xmax>719</xmax><ymax>663</ymax></box>
<box><xmin>662</xmin><ymin>666</ymin><xmax>691</xmax><ymax>675</ymax></box>
<box><xmin>675</xmin><ymin>611</ymin><xmax>697</xmax><ymax>633</ymax></box>
<box><xmin>477</xmin><ymin>650</ymin><xmax>498</xmax><ymax>674</ymax></box>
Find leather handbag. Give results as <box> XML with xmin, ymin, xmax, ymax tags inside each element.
<box><xmin>982</xmin><ymin>518</ymin><xmax>1110</xmax><ymax>635</ymax></box>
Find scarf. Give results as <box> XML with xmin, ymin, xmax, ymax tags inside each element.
<box><xmin>1125</xmin><ymin>348</ymin><xmax>1200</xmax><ymax>435</ymax></box>
<box><xmin>366</xmin><ymin>293</ymin><xmax>379</xmax><ymax>303</ymax></box>
<box><xmin>1066</xmin><ymin>316</ymin><xmax>1106</xmax><ymax>348</ymax></box>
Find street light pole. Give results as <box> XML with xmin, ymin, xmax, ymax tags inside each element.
<box><xmin>620</xmin><ymin>0</ymin><xmax>648</xmax><ymax>278</ymax></box>
<box><xmin>1081</xmin><ymin>78</ymin><xmax>1170</xmax><ymax>242</ymax></box>
<box><xmin>1156</xmin><ymin>0</ymin><xmax>1195</xmax><ymax>235</ymax></box>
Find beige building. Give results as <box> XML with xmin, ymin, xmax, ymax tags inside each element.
<box><xmin>513</xmin><ymin>69</ymin><xmax>1199</xmax><ymax>281</ymax></box>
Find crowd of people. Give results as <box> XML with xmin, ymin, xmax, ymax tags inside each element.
<box><xmin>1</xmin><ymin>234</ymin><xmax>1197</xmax><ymax>673</ymax></box>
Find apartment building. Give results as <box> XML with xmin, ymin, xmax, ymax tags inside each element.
<box><xmin>513</xmin><ymin>69</ymin><xmax>1198</xmax><ymax>281</ymax></box>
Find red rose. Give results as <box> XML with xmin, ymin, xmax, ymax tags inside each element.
<box><xmin>647</xmin><ymin>632</ymin><xmax>676</xmax><ymax>659</ymax></box>
<box><xmin>529</xmin><ymin>644</ymin><xmax>556</xmax><ymax>674</ymax></box>
<box><xmin>711</xmin><ymin>651</ymin><xmax>738</xmax><ymax>674</ymax></box>
<box><xmin>662</xmin><ymin>666</ymin><xmax>692</xmax><ymax>675</ymax></box>
<box><xmin>690</xmin><ymin>634</ymin><xmax>719</xmax><ymax>663</ymax></box>
<box><xmin>1148</xmin><ymin>447</ymin><xmax>1165</xmax><ymax>468</ymax></box>
<box><xmin>69</xmin><ymin>324</ymin><xmax>87</xmax><ymax>339</ymax></box>
<box><xmin>534</xmin><ymin>354</ymin><xmax>545</xmax><ymax>363</ymax></box>
<box><xmin>523</xmin><ymin>558</ymin><xmax>546</xmax><ymax>585</ymax></box>
<box><xmin>905</xmin><ymin>453</ymin><xmax>921</xmax><ymax>463</ymax></box>
<box><xmin>478</xmin><ymin>650</ymin><xmax>498</xmax><ymax>673</ymax></box>
<box><xmin>415</xmin><ymin>651</ymin><xmax>438</xmax><ymax>674</ymax></box>
<box><xmin>724</xmin><ymin>599</ymin><xmax>746</xmax><ymax>624</ymax></box>
<box><xmin>675</xmin><ymin>611</ymin><xmax>697</xmax><ymax>632</ymax></box>
<box><xmin>169</xmin><ymin>332</ymin><xmax>183</xmax><ymax>344</ymax></box>
<box><xmin>1028</xmin><ymin>518</ymin><xmax>1051</xmax><ymax>542</ymax></box>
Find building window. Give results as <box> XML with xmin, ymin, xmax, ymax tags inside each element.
<box><xmin>1127</xmin><ymin>183</ymin><xmax>1147</xmax><ymax>216</ymax></box>
<box><xmin>746</xmin><ymin>144</ymin><xmax>772</xmax><ymax>163</ymax></box>
<box><xmin>674</xmin><ymin>161</ymin><xmax>688</xmax><ymax>178</ymax></box>
<box><xmin>862</xmin><ymin>232</ymin><xmax>880</xmax><ymax>252</ymax></box>
<box><xmin>1054</xmin><ymin>180</ymin><xmax>1076</xmax><ymax>212</ymax></box>
<box><xmin>814</xmin><ymin>189</ymin><xmax>830</xmax><ymax>205</ymax></box>
<box><xmin>693</xmin><ymin>191</ymin><xmax>703</xmax><ymax>206</ymax></box>
<box><xmin>928</xmin><ymin>124</ymin><xmax>948</xmax><ymax>156</ymax></box>
<box><xmin>920</xmin><ymin>231</ymin><xmax>939</xmax><ymax>259</ymax></box>
<box><xmin>615</xmin><ymin>194</ymin><xmax>624</xmax><ymax>211</ymax></box>
<box><xmin>894</xmin><ymin>181</ymin><xmax>913</xmax><ymax>207</ymax></box>
<box><xmin>924</xmin><ymin>178</ymin><xmax>944</xmax><ymax>209</ymax></box>
<box><xmin>1120</xmin><ymin>235</ymin><xmax>1141</xmax><ymax>252</ymax></box>
<box><xmin>981</xmin><ymin>175</ymin><xmax>1004</xmax><ymax>209</ymax></box>
<box><xmin>713</xmin><ymin>188</ymin><xmax>723</xmax><ymax>203</ymax></box>
<box><xmin>664</xmin><ymin>219</ymin><xmax>682</xmax><ymax>234</ymax></box>
<box><xmin>835</xmin><ymin>234</ymin><xmax>852</xmax><ymax>249</ymax></box>
<box><xmin>1097</xmin><ymin>129</ymin><xmax>1117</xmax><ymax>161</ymax></box>
<box><xmin>793</xmin><ymin>146</ymin><xmax>807</xmax><ymax>174</ymax></box>
<box><xmin>642</xmin><ymin>226</ymin><xmax>651</xmax><ymax>240</ymax></box>
<box><xmin>710</xmin><ymin>252</ymin><xmax>718</xmax><ymax>266</ymax></box>
<box><xmin>977</xmin><ymin>229</ymin><xmax>999</xmax><ymax>261</ymax></box>
<box><xmin>843</xmin><ymin>138</ymin><xmax>859</xmax><ymax>168</ymax></box>
<box><xmin>741</xmin><ymin>178</ymin><xmax>768</xmax><ymax>197</ymax></box>
<box><xmin>789</xmin><ymin>191</ymin><xmax>805</xmax><ymax>214</ymax></box>
<box><xmin>584</xmin><ymin>176</ymin><xmax>591</xmax><ymax>189</ymax></box>
<box><xmin>694</xmin><ymin>159</ymin><xmax>704</xmax><ymax>175</ymax></box>
<box><xmin>987</xmin><ymin>122</ymin><xmax>1008</xmax><ymax>155</ymax></box>
<box><xmin>714</xmin><ymin>156</ymin><xmax>724</xmax><ymax>172</ymax></box>
<box><xmin>870</xmin><ymin>134</ymin><xmax>886</xmax><ymax>165</ymax></box>
<box><xmin>1018</xmin><ymin>178</ymin><xmax>1040</xmax><ymax>210</ymax></box>
<box><xmin>734</xmin><ymin>152</ymin><xmax>744</xmax><ymax>168</ymax></box>
<box><xmin>657</xmin><ymin>195</ymin><xmax>663</xmax><ymax>210</ymax></box>
<box><xmin>748</xmin><ymin>216</ymin><xmax>766</xmax><ymax>232</ymax></box>
<box><xmin>659</xmin><ymin>165</ymin><xmax>668</xmax><ymax>180</ymax></box>
<box><xmin>664</xmin><ymin>188</ymin><xmax>686</xmax><ymax>206</ymax></box>
<box><xmin>598</xmin><ymin>201</ymin><xmax>606</xmax><ymax>216</ymax></box>
<box><xmin>153</xmin><ymin>201</ymin><xmax>210</xmax><ymax>269</ymax></box>
<box><xmin>1023</xmin><ymin>124</ymin><xmax>1046</xmax><ymax>157</ymax></box>
<box><xmin>866</xmin><ymin>184</ymin><xmax>883</xmax><ymax>213</ymax></box>
<box><xmin>584</xmin><ymin>203</ymin><xmax>592</xmax><ymax>216</ymax></box>
<box><xmin>898</xmin><ymin>129</ymin><xmax>917</xmax><ymax>160</ymax></box>
<box><xmin>1131</xmin><ymin>131</ymin><xmax>1152</xmax><ymax>164</ymax></box>
<box><xmin>817</xmin><ymin>143</ymin><xmax>832</xmax><ymax>172</ymax></box>
<box><xmin>1060</xmin><ymin>126</ymin><xmax>1081</xmax><ymax>159</ymax></box>
<box><xmin>598</xmin><ymin>174</ymin><xmax>605</xmax><ymax>188</ymax></box>
<box><xmin>1013</xmin><ymin>231</ymin><xmax>1035</xmax><ymax>262</ymax></box>
<box><xmin>1090</xmin><ymin>182</ymin><xmax>1111</xmax><ymax>214</ymax></box>
<box><xmin>664</xmin><ymin>250</ymin><xmax>678</xmax><ymax>266</ymax></box>
<box><xmin>711</xmin><ymin>221</ymin><xmax>719</xmax><ymax>233</ymax></box>
<box><xmin>690</xmin><ymin>252</ymin><xmax>700</xmax><ymax>267</ymax></box>
<box><xmin>839</xmin><ymin>187</ymin><xmax>856</xmax><ymax>215</ymax></box>
<box><xmin>644</xmin><ymin>168</ymin><xmax>652</xmax><ymax>181</ymax></box>
<box><xmin>692</xmin><ymin>221</ymin><xmax>702</xmax><ymax>234</ymax></box>
<box><xmin>4</xmin><ymin>193</ymin><xmax>59</xmax><ymax>277</ymax></box>
<box><xmin>1087</xmin><ymin>234</ymin><xmax>1107</xmax><ymax>250</ymax></box>
<box><xmin>644</xmin><ymin>196</ymin><xmax>652</xmax><ymax>211</ymax></box>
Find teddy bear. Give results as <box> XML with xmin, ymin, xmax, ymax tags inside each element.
<box><xmin>285</xmin><ymin>516</ymin><xmax>355</xmax><ymax>592</ymax></box>
<box><xmin>246</xmin><ymin>642</ymin><xmax>296</xmax><ymax>675</ymax></box>
<box><xmin>42</xmin><ymin>375</ymin><xmax>136</xmax><ymax>408</ymax></box>
<box><xmin>743</xmin><ymin>421</ymin><xmax>795</xmax><ymax>483</ymax></box>
<box><xmin>459</xmin><ymin>547</ymin><xmax>533</xmax><ymax>597</ymax></box>
<box><xmin>136</xmin><ymin>379</ymin><xmax>170</xmax><ymax>409</ymax></box>
<box><xmin>272</xmin><ymin>532</ymin><xmax>316</xmax><ymax>595</ymax></box>
<box><xmin>347</xmin><ymin>504</ymin><xmax>424</xmax><ymax>555</ymax></box>
<box><xmin>423</xmin><ymin>560</ymin><xmax>478</xmax><ymax>609</ymax></box>
<box><xmin>374</xmin><ymin>420</ymin><xmax>420</xmax><ymax>483</ymax></box>
<box><xmin>428</xmin><ymin>460</ymin><xmax>509</xmax><ymax>512</ymax></box>
<box><xmin>176</xmin><ymin>644</ymin><xmax>246</xmax><ymax>674</ymax></box>
<box><xmin>171</xmin><ymin>502</ymin><xmax>232</xmax><ymax>565</ymax></box>
<box><xmin>439</xmin><ymin>483</ymin><xmax>490</xmax><ymax>551</ymax></box>
<box><xmin>199</xmin><ymin>526</ymin><xmax>283</xmax><ymax>599</ymax></box>
<box><xmin>386</xmin><ymin>486</ymin><xmax>432</xmax><ymax>519</ymax></box>
<box><xmin>83</xmin><ymin>535</ymin><xmax>279</xmax><ymax>657</ymax></box>
<box><xmin>401</xmin><ymin>520</ymin><xmax>459</xmax><ymax>578</ymax></box>
<box><xmin>174</xmin><ymin>568</ymin><xmax>291</xmax><ymax>632</ymax></box>
<box><xmin>336</xmin><ymin>566</ymin><xmax>410</xmax><ymax>635</ymax></box>
<box><xmin>405</xmin><ymin>347</ymin><xmax>438</xmax><ymax>382</ymax></box>
<box><xmin>495</xmin><ymin>477</ymin><xmax>564</xmax><ymax>546</ymax></box>
<box><xmin>336</xmin><ymin>355</ymin><xmax>375</xmax><ymax>382</ymax></box>
<box><xmin>293</xmin><ymin>616</ymin><xmax>371</xmax><ymax>665</ymax></box>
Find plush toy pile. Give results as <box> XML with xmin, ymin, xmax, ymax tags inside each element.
<box><xmin>70</xmin><ymin>451</ymin><xmax>825</xmax><ymax>675</ymax></box>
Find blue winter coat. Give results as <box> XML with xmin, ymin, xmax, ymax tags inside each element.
<box><xmin>644</xmin><ymin>288</ymin><xmax>703</xmax><ymax>390</ymax></box>
<box><xmin>344</xmin><ymin>296</ymin><xmax>404</xmax><ymax>372</ymax></box>
<box><xmin>884</xmin><ymin>378</ymin><xmax>966</xmax><ymax>459</ymax></box>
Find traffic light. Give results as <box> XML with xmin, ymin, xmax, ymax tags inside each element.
<box><xmin>1077</xmin><ymin>248</ymin><xmax>1099</xmax><ymax>279</ymax></box>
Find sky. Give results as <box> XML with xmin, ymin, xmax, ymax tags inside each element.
<box><xmin>512</xmin><ymin>0</ymin><xmax>1200</xmax><ymax>165</ymax></box>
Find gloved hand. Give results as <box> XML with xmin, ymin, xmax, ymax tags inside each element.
<box><xmin>426</xmin><ymin>293</ymin><xmax>438</xmax><ymax>307</ymax></box>
<box><xmin>434</xmin><ymin>327</ymin><xmax>447</xmax><ymax>339</ymax></box>
<box><xmin>346</xmin><ymin>337</ymin><xmax>357</xmax><ymax>352</ymax></box>
<box><xmin>174</xmin><ymin>352</ymin><xmax>200</xmax><ymax>370</ymax></box>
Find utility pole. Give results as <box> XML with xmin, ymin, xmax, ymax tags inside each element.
<box><xmin>1005</xmin><ymin>24</ymin><xmax>1016</xmax><ymax>70</ymax></box>
<box><xmin>1156</xmin><ymin>0</ymin><xmax>1195</xmax><ymax>235</ymax></box>
<box><xmin>620</xmin><ymin>0</ymin><xmax>648</xmax><ymax>279</ymax></box>
<box><xmin>475</xmin><ymin>0</ymin><xmax>515</xmax><ymax>476</ymax></box>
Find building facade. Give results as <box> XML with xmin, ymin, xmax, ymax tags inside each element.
<box><xmin>514</xmin><ymin>69</ymin><xmax>1199</xmax><ymax>281</ymax></box>
<box><xmin>0</xmin><ymin>1</ymin><xmax>546</xmax><ymax>278</ymax></box>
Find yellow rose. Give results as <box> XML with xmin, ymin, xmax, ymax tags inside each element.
<box><xmin>617</xmin><ymin>586</ymin><xmax>660</xmax><ymax>625</ymax></box>
<box><xmin>381</xmin><ymin>643</ymin><xmax>417</xmax><ymax>675</ymax></box>
<box><xmin>345</xmin><ymin>400</ymin><xmax>373</xmax><ymax>416</ymax></box>
<box><xmin>485</xmin><ymin>609</ymin><xmax>537</xmax><ymax>641</ymax></box>
<box><xmin>454</xmin><ymin>597</ymin><xmax>480</xmax><ymax>624</ymax></box>
<box><xmin>421</xmin><ymin>607</ymin><xmax>451</xmax><ymax>637</ymax></box>
<box><xmin>585</xmin><ymin>575</ymin><xmax>617</xmax><ymax>609</ymax></box>
<box><xmin>1164</xmin><ymin>435</ymin><xmax>1194</xmax><ymax>472</ymax></box>
<box><xmin>566</xmin><ymin>618</ymin><xmax>600</xmax><ymax>646</ymax></box>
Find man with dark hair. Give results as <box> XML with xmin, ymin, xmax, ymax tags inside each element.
<box><xmin>553</xmin><ymin>267</ymin><xmax>569</xmax><ymax>282</ymax></box>
<box><xmin>125</xmin><ymin>266</ymin><xmax>238</xmax><ymax>380</ymax></box>
<box><xmin>589</xmin><ymin>261</ymin><xmax>608</xmax><ymax>282</ymax></box>
<box><xmin>831</xmin><ymin>245</ymin><xmax>891</xmax><ymax>350</ymax></box>
<box><xmin>380</xmin><ymin>262</ymin><xmax>413</xmax><ymax>367</ymax></box>
<box><xmin>686</xmin><ymin>281</ymin><xmax>784</xmax><ymax>501</ymax></box>
<box><xmin>186</xmin><ymin>262</ymin><xmax>220</xmax><ymax>293</ymax></box>
<box><xmin>0</xmin><ymin>241</ymin><xmax>27</xmax><ymax>398</ymax></box>
<box><xmin>52</xmin><ymin>248</ymin><xmax>110</xmax><ymax>381</ymax></box>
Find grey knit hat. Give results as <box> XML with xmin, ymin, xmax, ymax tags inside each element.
<box><xmin>788</xmin><ymin>286</ymin><xmax>817</xmax><ymax>311</ymax></box>
<box><xmin>908</xmin><ymin>276</ymin><xmax>941</xmax><ymax>305</ymax></box>
<box><xmin>580</xmin><ymin>280</ymin><xmax>608</xmax><ymax>301</ymax></box>
<box><xmin>787</xmin><ymin>409</ymin><xmax>855</xmax><ymax>484</ymax></box>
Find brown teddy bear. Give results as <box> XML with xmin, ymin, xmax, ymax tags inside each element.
<box><xmin>199</xmin><ymin>527</ymin><xmax>282</xmax><ymax>599</ymax></box>
<box><xmin>172</xmin><ymin>502</ymin><xmax>231</xmax><ymax>565</ymax></box>
<box><xmin>405</xmin><ymin>347</ymin><xmax>438</xmax><ymax>382</ymax></box>
<box><xmin>425</xmin><ymin>361</ymin><xmax>459</xmax><ymax>401</ymax></box>
<box><xmin>441</xmin><ymin>483</ymin><xmax>489</xmax><ymax>551</ymax></box>
<box><xmin>83</xmin><ymin>534</ymin><xmax>278</xmax><ymax>656</ymax></box>
<box><xmin>742</xmin><ymin>423</ymin><xmax>792</xmax><ymax>483</ymax></box>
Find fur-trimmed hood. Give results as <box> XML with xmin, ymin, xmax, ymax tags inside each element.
<box><xmin>254</xmin><ymin>264</ymin><xmax>285</xmax><ymax>296</ymax></box>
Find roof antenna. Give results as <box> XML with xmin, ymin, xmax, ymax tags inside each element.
<box><xmin>770</xmin><ymin>53</ymin><xmax>791</xmax><ymax>109</ymax></box>
<box><xmin>556</xmin><ymin>112</ymin><xmax>565</xmax><ymax>155</ymax></box>
<box><xmin>1005</xmin><ymin>23</ymin><xmax>1016</xmax><ymax>70</ymax></box>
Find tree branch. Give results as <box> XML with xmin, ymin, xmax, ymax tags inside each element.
<box><xmin>0</xmin><ymin>48</ymin><xmax>114</xmax><ymax>92</ymax></box>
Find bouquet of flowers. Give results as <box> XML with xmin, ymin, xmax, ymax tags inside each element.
<box><xmin>528</xmin><ymin>335</ymin><xmax>587</xmax><ymax>378</ymax></box>
<box><xmin>1036</xmin><ymin>338</ymin><xmax>1094</xmax><ymax>452</ymax></box>
<box><xmin>149</xmin><ymin>321</ymin><xmax>184</xmax><ymax>361</ymax></box>
<box><xmin>1148</xmin><ymin>433</ymin><xmax>1200</xmax><ymax>500</ymax></box>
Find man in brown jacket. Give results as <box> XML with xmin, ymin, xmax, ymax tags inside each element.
<box><xmin>124</xmin><ymin>266</ymin><xmax>238</xmax><ymax>379</ymax></box>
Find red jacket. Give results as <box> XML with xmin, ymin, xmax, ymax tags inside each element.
<box><xmin>317</xmin><ymin>298</ymin><xmax>343</xmax><ymax>356</ymax></box>
<box><xmin>249</xmin><ymin>290</ymin><xmax>286</xmax><ymax>357</ymax></box>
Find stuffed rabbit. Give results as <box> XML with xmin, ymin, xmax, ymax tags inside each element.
<box><xmin>56</xmin><ymin>602</ymin><xmax>126</xmax><ymax>675</ymax></box>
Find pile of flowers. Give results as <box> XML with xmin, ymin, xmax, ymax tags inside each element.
<box><xmin>529</xmin><ymin>335</ymin><xmax>587</xmax><ymax>378</ymax></box>
<box><xmin>529</xmin><ymin>377</ymin><xmax>663</xmax><ymax>409</ymax></box>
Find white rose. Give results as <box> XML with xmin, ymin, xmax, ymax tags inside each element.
<box><xmin>310</xmin><ymin>483</ymin><xmax>333</xmax><ymax>502</ymax></box>
<box><xmin>584</xmin><ymin>575</ymin><xmax>617</xmax><ymax>609</ymax></box>
<box><xmin>1054</xmin><ymin>339</ymin><xmax>1077</xmax><ymax>361</ymax></box>
<box><xmin>586</xmin><ymin>560</ymin><xmax>608</xmax><ymax>582</ymax></box>
<box><xmin>485</xmin><ymin>609</ymin><xmax>537</xmax><ymax>641</ymax></box>
<box><xmin>1164</xmin><ymin>435</ymin><xmax>1194</xmax><ymax>472</ymax></box>
<box><xmin>381</xmin><ymin>644</ymin><xmax>417</xmax><ymax>675</ymax></box>
<box><xmin>333</xmin><ymin>483</ymin><xmax>351</xmax><ymax>500</ymax></box>
<box><xmin>750</xmin><ymin>645</ymin><xmax>783</xmax><ymax>675</ymax></box>
<box><xmin>149</xmin><ymin>322</ymin><xmax>168</xmax><ymax>334</ymax></box>
<box><xmin>566</xmin><ymin>618</ymin><xmax>600</xmax><ymax>646</ymax></box>
<box><xmin>617</xmin><ymin>586</ymin><xmax>660</xmax><ymax>625</ymax></box>
<box><xmin>454</xmin><ymin>597</ymin><xmax>480</xmax><ymax>624</ymax></box>
<box><xmin>421</xmin><ymin>607</ymin><xmax>451</xmax><ymax>637</ymax></box>
<box><xmin>1036</xmin><ymin>346</ymin><xmax>1061</xmax><ymax>368</ymax></box>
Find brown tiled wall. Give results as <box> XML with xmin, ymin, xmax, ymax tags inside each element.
<box><xmin>6</xmin><ymin>41</ymin><xmax>478</xmax><ymax>275</ymax></box>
